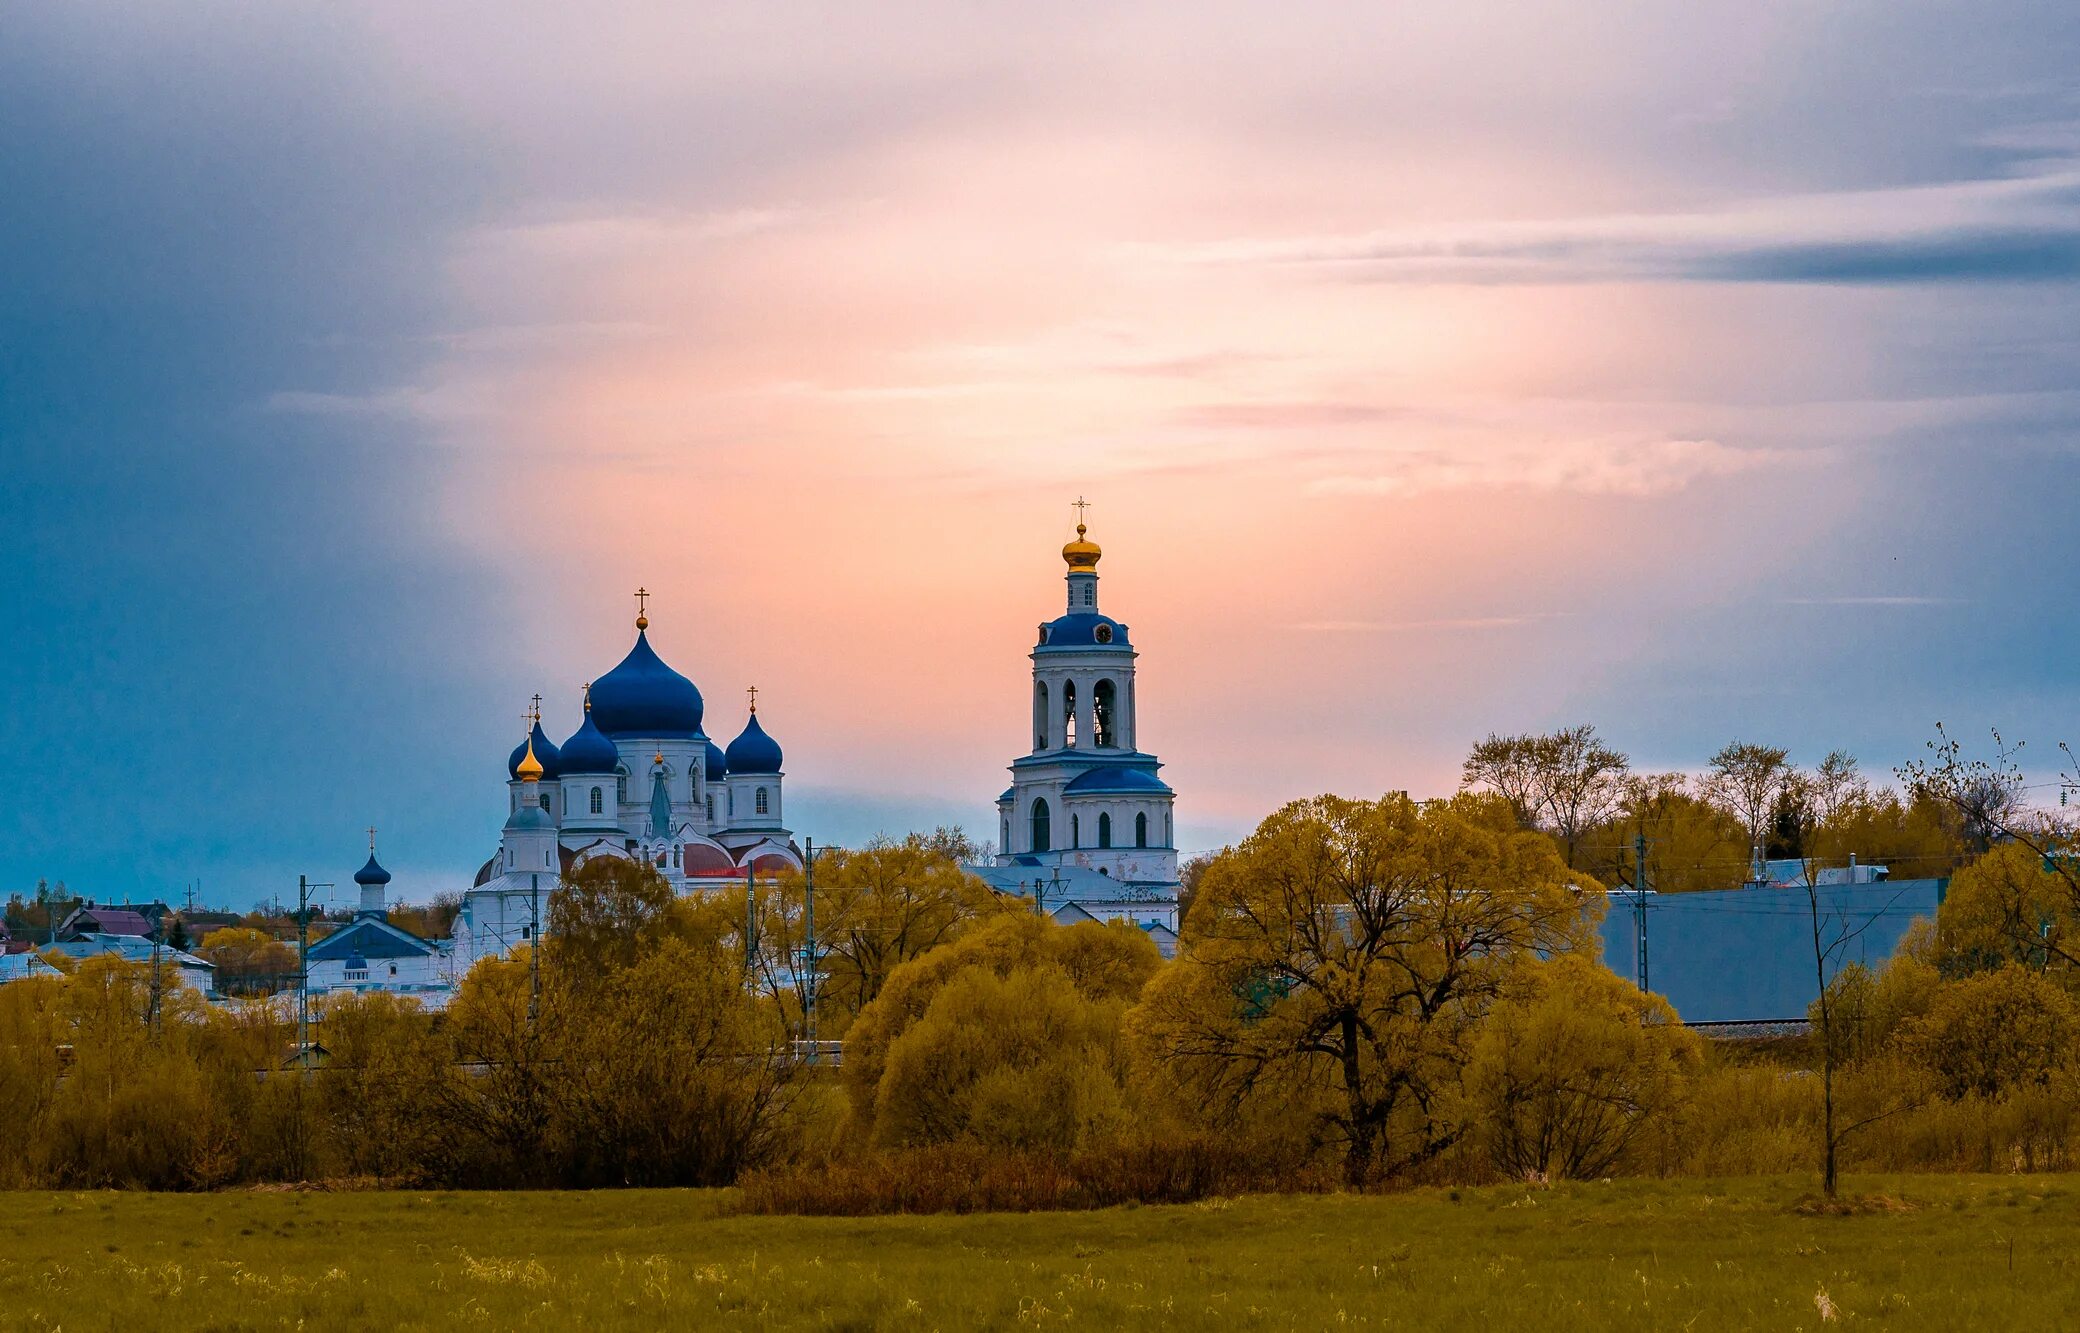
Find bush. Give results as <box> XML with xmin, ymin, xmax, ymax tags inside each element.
<box><xmin>1901</xmin><ymin>965</ymin><xmax>2079</xmax><ymax>1100</ymax></box>
<box><xmin>1468</xmin><ymin>956</ymin><xmax>1702</xmax><ymax>1180</ymax></box>
<box><xmin>872</xmin><ymin>964</ymin><xmax>1133</xmax><ymax>1151</ymax></box>
<box><xmin>735</xmin><ymin>1138</ymin><xmax>1329</xmax><ymax>1215</ymax></box>
<box><xmin>843</xmin><ymin>913</ymin><xmax>1159</xmax><ymax>1145</ymax></box>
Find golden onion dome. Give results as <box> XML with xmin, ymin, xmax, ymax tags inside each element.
<box><xmin>516</xmin><ymin>733</ymin><xmax>545</xmax><ymax>783</ymax></box>
<box><xmin>1062</xmin><ymin>522</ymin><xmax>1102</xmax><ymax>572</ymax></box>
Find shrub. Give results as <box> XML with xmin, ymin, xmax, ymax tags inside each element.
<box><xmin>1468</xmin><ymin>956</ymin><xmax>1702</xmax><ymax>1180</ymax></box>
<box><xmin>735</xmin><ymin>1138</ymin><xmax>1329</xmax><ymax>1216</ymax></box>
<box><xmin>1901</xmin><ymin>965</ymin><xmax>2079</xmax><ymax>1100</ymax></box>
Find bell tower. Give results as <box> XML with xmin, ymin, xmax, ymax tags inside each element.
<box><xmin>995</xmin><ymin>503</ymin><xmax>1178</xmax><ymax>905</ymax></box>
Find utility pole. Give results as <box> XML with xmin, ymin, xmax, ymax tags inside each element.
<box><xmin>802</xmin><ymin>839</ymin><xmax>821</xmax><ymax>1060</ymax></box>
<box><xmin>745</xmin><ymin>866</ymin><xmax>758</xmax><ymax>976</ymax></box>
<box><xmin>527</xmin><ymin>872</ymin><xmax>541</xmax><ymax>1032</ymax></box>
<box><xmin>1633</xmin><ymin>832</ymin><xmax>1651</xmax><ymax>994</ymax></box>
<box><xmin>295</xmin><ymin>875</ymin><xmax>333</xmax><ymax>1063</ymax></box>
<box><xmin>292</xmin><ymin>873</ymin><xmax>330</xmax><ymax>1184</ymax></box>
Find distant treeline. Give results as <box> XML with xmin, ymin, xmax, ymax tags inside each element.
<box><xmin>5</xmin><ymin>727</ymin><xmax>2080</xmax><ymax>1205</ymax></box>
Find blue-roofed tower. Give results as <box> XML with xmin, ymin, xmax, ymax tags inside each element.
<box><xmin>989</xmin><ymin>505</ymin><xmax>1178</xmax><ymax>923</ymax></box>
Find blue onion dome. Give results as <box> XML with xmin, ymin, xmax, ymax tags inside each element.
<box><xmin>559</xmin><ymin>705</ymin><xmax>622</xmax><ymax>774</ymax></box>
<box><xmin>353</xmin><ymin>853</ymin><xmax>391</xmax><ymax>886</ymax></box>
<box><xmin>704</xmin><ymin>738</ymin><xmax>728</xmax><ymax>782</ymax></box>
<box><xmin>507</xmin><ymin>720</ymin><xmax>562</xmax><ymax>780</ymax></box>
<box><xmin>725</xmin><ymin>709</ymin><xmax>783</xmax><ymax>774</ymax></box>
<box><xmin>589</xmin><ymin>627</ymin><xmax>703</xmax><ymax>738</ymax></box>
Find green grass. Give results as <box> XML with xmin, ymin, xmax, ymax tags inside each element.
<box><xmin>4</xmin><ymin>1176</ymin><xmax>2079</xmax><ymax>1329</ymax></box>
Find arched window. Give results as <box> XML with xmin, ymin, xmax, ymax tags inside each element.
<box><xmin>1136</xmin><ymin>812</ymin><xmax>1148</xmax><ymax>848</ymax></box>
<box><xmin>755</xmin><ymin>787</ymin><xmax>770</xmax><ymax>816</ymax></box>
<box><xmin>589</xmin><ymin>786</ymin><xmax>604</xmax><ymax>815</ymax></box>
<box><xmin>1093</xmin><ymin>679</ymin><xmax>1117</xmax><ymax>748</ymax></box>
<box><xmin>1030</xmin><ymin>798</ymin><xmax>1051</xmax><ymax>853</ymax></box>
<box><xmin>1098</xmin><ymin>812</ymin><xmax>1112</xmax><ymax>849</ymax></box>
<box><xmin>538</xmin><ymin>791</ymin><xmax>551</xmax><ymax>811</ymax></box>
<box><xmin>1071</xmin><ymin>813</ymin><xmax>1080</xmax><ymax>849</ymax></box>
<box><xmin>1063</xmin><ymin>680</ymin><xmax>1078</xmax><ymax>747</ymax></box>
<box><xmin>1035</xmin><ymin>681</ymin><xmax>1049</xmax><ymax>750</ymax></box>
<box><xmin>705</xmin><ymin>794</ymin><xmax>715</xmax><ymax>823</ymax></box>
<box><xmin>616</xmin><ymin>770</ymin><xmax>628</xmax><ymax>804</ymax></box>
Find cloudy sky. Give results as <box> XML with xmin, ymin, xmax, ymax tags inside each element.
<box><xmin>6</xmin><ymin>1</ymin><xmax>2080</xmax><ymax>909</ymax></box>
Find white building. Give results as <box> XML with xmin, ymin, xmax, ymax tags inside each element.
<box><xmin>305</xmin><ymin>844</ymin><xmax>451</xmax><ymax>1003</ymax></box>
<box><xmin>980</xmin><ymin>517</ymin><xmax>1181</xmax><ymax>936</ymax></box>
<box><xmin>452</xmin><ymin>597</ymin><xmax>801</xmax><ymax>970</ymax></box>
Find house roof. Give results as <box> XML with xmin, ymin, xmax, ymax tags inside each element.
<box><xmin>48</xmin><ymin>934</ymin><xmax>214</xmax><ymax>971</ymax></box>
<box><xmin>69</xmin><ymin>907</ymin><xmax>153</xmax><ymax>937</ymax></box>
<box><xmin>307</xmin><ymin>917</ymin><xmax>437</xmax><ymax>962</ymax></box>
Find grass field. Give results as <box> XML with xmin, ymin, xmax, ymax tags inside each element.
<box><xmin>3</xmin><ymin>1176</ymin><xmax>2078</xmax><ymax>1330</ymax></box>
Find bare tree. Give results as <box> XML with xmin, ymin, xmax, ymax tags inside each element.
<box><xmin>1461</xmin><ymin>733</ymin><xmax>1542</xmax><ymax>829</ymax></box>
<box><xmin>1780</xmin><ymin>788</ymin><xmax>1915</xmax><ymax>1199</ymax></box>
<box><xmin>1532</xmin><ymin>725</ymin><xmax>1630</xmax><ymax>866</ymax></box>
<box><xmin>1810</xmin><ymin>751</ymin><xmax>1868</xmax><ymax>827</ymax></box>
<box><xmin>1704</xmin><ymin>742</ymin><xmax>1793</xmax><ymax>873</ymax></box>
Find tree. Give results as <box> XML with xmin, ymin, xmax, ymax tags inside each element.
<box><xmin>196</xmin><ymin>927</ymin><xmax>298</xmax><ymax>993</ymax></box>
<box><xmin>1901</xmin><ymin>965</ymin><xmax>2079</xmax><ymax>1100</ymax></box>
<box><xmin>1530</xmin><ymin>726</ymin><xmax>1630</xmax><ymax>866</ymax></box>
<box><xmin>1461</xmin><ymin>726</ymin><xmax>1629</xmax><ymax>865</ymax></box>
<box><xmin>1468</xmin><ymin>956</ymin><xmax>1701</xmax><ymax>1180</ymax></box>
<box><xmin>1926</xmin><ymin>842</ymin><xmax>2075</xmax><ymax>976</ymax></box>
<box><xmin>1596</xmin><ymin>774</ymin><xmax>1750</xmax><ymax>895</ymax></box>
<box><xmin>1176</xmin><ymin>851</ymin><xmax>1218</xmax><ymax>925</ymax></box>
<box><xmin>1133</xmin><ymin>793</ymin><xmax>1599</xmax><ymax>1184</ymax></box>
<box><xmin>842</xmin><ymin>912</ymin><xmax>1159</xmax><ymax>1141</ymax></box>
<box><xmin>547</xmin><ymin>857</ymin><xmax>677</xmax><ymax>981</ymax></box>
<box><xmin>549</xmin><ymin>936</ymin><xmax>801</xmax><ymax>1187</ymax></box>
<box><xmin>1461</xmin><ymin>734</ymin><xmax>1542</xmax><ymax>829</ymax></box>
<box><xmin>754</xmin><ymin>833</ymin><xmax>1008</xmax><ymax>1037</ymax></box>
<box><xmin>1703</xmin><ymin>742</ymin><xmax>1793</xmax><ymax>871</ymax></box>
<box><xmin>872</xmin><ymin>964</ymin><xmax>1136</xmax><ymax>1151</ymax></box>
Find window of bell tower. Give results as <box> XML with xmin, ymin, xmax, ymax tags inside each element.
<box><xmin>1093</xmin><ymin>679</ymin><xmax>1117</xmax><ymax>748</ymax></box>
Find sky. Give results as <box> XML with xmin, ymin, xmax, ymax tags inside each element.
<box><xmin>5</xmin><ymin>1</ymin><xmax>2080</xmax><ymax>910</ymax></box>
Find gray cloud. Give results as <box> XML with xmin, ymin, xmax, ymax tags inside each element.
<box><xmin>1163</xmin><ymin>165</ymin><xmax>2080</xmax><ymax>286</ymax></box>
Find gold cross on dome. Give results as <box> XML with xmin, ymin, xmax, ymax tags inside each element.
<box><xmin>530</xmin><ymin>692</ymin><xmax>542</xmax><ymax>724</ymax></box>
<box><xmin>1072</xmin><ymin>496</ymin><xmax>1091</xmax><ymax>526</ymax></box>
<box><xmin>634</xmin><ymin>586</ymin><xmax>650</xmax><ymax>628</ymax></box>
<box><xmin>747</xmin><ymin>684</ymin><xmax>759</xmax><ymax>714</ymax></box>
<box><xmin>366</xmin><ymin>826</ymin><xmax>377</xmax><ymax>853</ymax></box>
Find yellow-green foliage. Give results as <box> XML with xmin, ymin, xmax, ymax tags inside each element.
<box><xmin>873</xmin><ymin>965</ymin><xmax>1133</xmax><ymax>1151</ymax></box>
<box><xmin>843</xmin><ymin>912</ymin><xmax>1159</xmax><ymax>1148</ymax></box>
<box><xmin>1899</xmin><ymin>965</ymin><xmax>2079</xmax><ymax>1100</ymax></box>
<box><xmin>1468</xmin><ymin>956</ymin><xmax>1703</xmax><ymax>1180</ymax></box>
<box><xmin>1932</xmin><ymin>843</ymin><xmax>2076</xmax><ymax>974</ymax></box>
<box><xmin>1135</xmin><ymin>793</ymin><xmax>1601</xmax><ymax>1183</ymax></box>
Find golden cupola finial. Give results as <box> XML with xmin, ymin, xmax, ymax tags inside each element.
<box><xmin>516</xmin><ymin>733</ymin><xmax>545</xmax><ymax>783</ymax></box>
<box><xmin>1062</xmin><ymin>496</ymin><xmax>1101</xmax><ymax>572</ymax></box>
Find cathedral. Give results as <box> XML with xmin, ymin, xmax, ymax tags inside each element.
<box><xmin>451</xmin><ymin>595</ymin><xmax>801</xmax><ymax>969</ymax></box>
<box><xmin>978</xmin><ymin>513</ymin><xmax>1182</xmax><ymax>934</ymax></box>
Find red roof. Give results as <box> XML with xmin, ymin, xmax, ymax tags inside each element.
<box><xmin>84</xmin><ymin>908</ymin><xmax>152</xmax><ymax>936</ymax></box>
